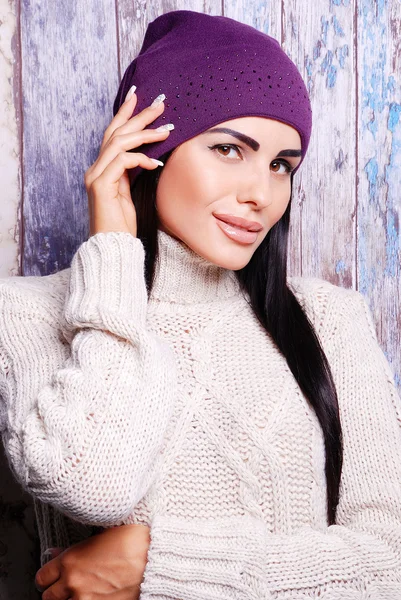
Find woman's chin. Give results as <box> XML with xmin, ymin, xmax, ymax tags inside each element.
<box><xmin>216</xmin><ymin>258</ymin><xmax>251</xmax><ymax>270</ymax></box>
<box><xmin>202</xmin><ymin>247</ymin><xmax>255</xmax><ymax>270</ymax></box>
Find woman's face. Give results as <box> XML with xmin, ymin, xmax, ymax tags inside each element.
<box><xmin>155</xmin><ymin>116</ymin><xmax>302</xmax><ymax>270</ymax></box>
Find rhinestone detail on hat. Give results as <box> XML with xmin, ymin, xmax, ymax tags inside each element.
<box><xmin>145</xmin><ymin>53</ymin><xmax>308</xmax><ymax>122</ymax></box>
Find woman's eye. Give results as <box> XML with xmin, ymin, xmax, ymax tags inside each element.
<box><xmin>271</xmin><ymin>160</ymin><xmax>293</xmax><ymax>175</ymax></box>
<box><xmin>209</xmin><ymin>144</ymin><xmax>242</xmax><ymax>159</ymax></box>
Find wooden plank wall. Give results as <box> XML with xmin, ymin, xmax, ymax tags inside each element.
<box><xmin>0</xmin><ymin>0</ymin><xmax>400</xmax><ymax>597</ymax></box>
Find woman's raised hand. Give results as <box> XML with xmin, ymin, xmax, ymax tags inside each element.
<box><xmin>84</xmin><ymin>87</ymin><xmax>173</xmax><ymax>237</ymax></box>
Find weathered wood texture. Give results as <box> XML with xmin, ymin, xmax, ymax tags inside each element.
<box><xmin>0</xmin><ymin>1</ymin><xmax>400</xmax><ymax>598</ymax></box>
<box><xmin>20</xmin><ymin>0</ymin><xmax>120</xmax><ymax>275</ymax></box>
<box><xmin>283</xmin><ymin>0</ymin><xmax>357</xmax><ymax>289</ymax></box>
<box><xmin>356</xmin><ymin>0</ymin><xmax>401</xmax><ymax>384</ymax></box>
<box><xmin>0</xmin><ymin>0</ymin><xmax>21</xmax><ymax>279</ymax></box>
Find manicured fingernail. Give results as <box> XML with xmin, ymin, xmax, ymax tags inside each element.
<box><xmin>150</xmin><ymin>158</ymin><xmax>164</xmax><ymax>166</ymax></box>
<box><xmin>125</xmin><ymin>85</ymin><xmax>137</xmax><ymax>101</ymax></box>
<box><xmin>150</xmin><ymin>93</ymin><xmax>166</xmax><ymax>108</ymax></box>
<box><xmin>42</xmin><ymin>548</ymin><xmax>55</xmax><ymax>557</ymax></box>
<box><xmin>155</xmin><ymin>123</ymin><xmax>174</xmax><ymax>132</ymax></box>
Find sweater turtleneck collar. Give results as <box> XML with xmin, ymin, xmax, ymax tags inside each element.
<box><xmin>149</xmin><ymin>229</ymin><xmax>242</xmax><ymax>304</ymax></box>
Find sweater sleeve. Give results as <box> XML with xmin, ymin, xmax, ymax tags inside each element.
<box><xmin>0</xmin><ymin>232</ymin><xmax>178</xmax><ymax>527</ymax></box>
<box><xmin>139</xmin><ymin>287</ymin><xmax>401</xmax><ymax>599</ymax></box>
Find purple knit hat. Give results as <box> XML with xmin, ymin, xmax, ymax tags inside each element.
<box><xmin>113</xmin><ymin>10</ymin><xmax>312</xmax><ymax>185</ymax></box>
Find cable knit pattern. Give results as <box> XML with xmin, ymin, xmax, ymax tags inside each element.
<box><xmin>0</xmin><ymin>229</ymin><xmax>400</xmax><ymax>599</ymax></box>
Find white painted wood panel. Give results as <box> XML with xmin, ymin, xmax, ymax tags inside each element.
<box><xmin>284</xmin><ymin>0</ymin><xmax>356</xmax><ymax>291</ymax></box>
<box><xmin>0</xmin><ymin>0</ymin><xmax>21</xmax><ymax>278</ymax></box>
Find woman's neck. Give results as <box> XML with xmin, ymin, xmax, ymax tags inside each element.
<box><xmin>148</xmin><ymin>229</ymin><xmax>241</xmax><ymax>304</ymax></box>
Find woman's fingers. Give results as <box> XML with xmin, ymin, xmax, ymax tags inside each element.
<box><xmin>100</xmin><ymin>89</ymin><xmax>139</xmax><ymax>151</ymax></box>
<box><xmin>35</xmin><ymin>554</ymin><xmax>62</xmax><ymax>592</ymax></box>
<box><xmin>114</xmin><ymin>94</ymin><xmax>167</xmax><ymax>137</ymax></box>
<box><xmin>101</xmin><ymin>90</ymin><xmax>167</xmax><ymax>153</ymax></box>
<box><xmin>89</xmin><ymin>151</ymin><xmax>160</xmax><ymax>196</ymax></box>
<box><xmin>87</xmin><ymin>127</ymin><xmax>170</xmax><ymax>187</ymax></box>
<box><xmin>41</xmin><ymin>579</ymin><xmax>70</xmax><ymax>600</ymax></box>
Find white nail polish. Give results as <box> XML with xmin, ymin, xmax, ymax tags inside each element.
<box><xmin>151</xmin><ymin>93</ymin><xmax>166</xmax><ymax>108</ymax></box>
<box><xmin>125</xmin><ymin>85</ymin><xmax>137</xmax><ymax>101</ymax></box>
<box><xmin>150</xmin><ymin>158</ymin><xmax>164</xmax><ymax>166</ymax></box>
<box><xmin>155</xmin><ymin>123</ymin><xmax>174</xmax><ymax>132</ymax></box>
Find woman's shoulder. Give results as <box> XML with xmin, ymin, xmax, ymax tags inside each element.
<box><xmin>0</xmin><ymin>267</ymin><xmax>71</xmax><ymax>321</ymax></box>
<box><xmin>287</xmin><ymin>275</ymin><xmax>369</xmax><ymax>337</ymax></box>
<box><xmin>288</xmin><ymin>274</ymin><xmax>357</xmax><ymax>299</ymax></box>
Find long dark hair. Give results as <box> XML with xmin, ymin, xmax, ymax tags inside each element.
<box><xmin>131</xmin><ymin>150</ymin><xmax>343</xmax><ymax>526</ymax></box>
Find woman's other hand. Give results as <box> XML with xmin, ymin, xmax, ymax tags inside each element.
<box><xmin>35</xmin><ymin>523</ymin><xmax>151</xmax><ymax>600</ymax></box>
<box><xmin>84</xmin><ymin>86</ymin><xmax>173</xmax><ymax>237</ymax></box>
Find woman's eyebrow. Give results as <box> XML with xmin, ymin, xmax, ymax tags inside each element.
<box><xmin>202</xmin><ymin>127</ymin><xmax>302</xmax><ymax>158</ymax></box>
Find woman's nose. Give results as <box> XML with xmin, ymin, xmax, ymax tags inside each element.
<box><xmin>236</xmin><ymin>177</ymin><xmax>274</xmax><ymax>210</ymax></box>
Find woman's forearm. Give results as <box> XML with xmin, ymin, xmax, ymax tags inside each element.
<box><xmin>0</xmin><ymin>232</ymin><xmax>177</xmax><ymax>526</ymax></box>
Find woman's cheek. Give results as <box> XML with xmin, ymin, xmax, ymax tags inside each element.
<box><xmin>274</xmin><ymin>190</ymin><xmax>292</xmax><ymax>222</ymax></box>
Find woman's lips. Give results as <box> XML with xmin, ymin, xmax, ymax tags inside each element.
<box><xmin>214</xmin><ymin>217</ymin><xmax>259</xmax><ymax>244</ymax></box>
<box><xmin>212</xmin><ymin>213</ymin><xmax>263</xmax><ymax>232</ymax></box>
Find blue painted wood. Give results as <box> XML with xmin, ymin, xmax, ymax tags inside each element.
<box><xmin>20</xmin><ymin>0</ymin><xmax>120</xmax><ymax>275</ymax></box>
<box><xmin>357</xmin><ymin>0</ymin><xmax>400</xmax><ymax>386</ymax></box>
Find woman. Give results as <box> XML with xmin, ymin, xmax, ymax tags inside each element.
<box><xmin>1</xmin><ymin>9</ymin><xmax>401</xmax><ymax>600</ymax></box>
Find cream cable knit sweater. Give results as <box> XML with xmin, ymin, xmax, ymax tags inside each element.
<box><xmin>0</xmin><ymin>230</ymin><xmax>401</xmax><ymax>599</ymax></box>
